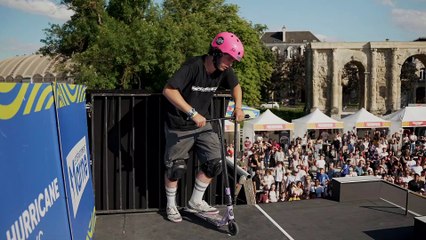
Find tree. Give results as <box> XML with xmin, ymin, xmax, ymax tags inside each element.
<box><xmin>40</xmin><ymin>0</ymin><xmax>106</xmax><ymax>56</ymax></box>
<box><xmin>262</xmin><ymin>51</ymin><xmax>286</xmax><ymax>101</ymax></box>
<box><xmin>283</xmin><ymin>55</ymin><xmax>305</xmax><ymax>102</ymax></box>
<box><xmin>342</xmin><ymin>61</ymin><xmax>360</xmax><ymax>107</ymax></box>
<box><xmin>261</xmin><ymin>53</ymin><xmax>306</xmax><ymax>105</ymax></box>
<box><xmin>39</xmin><ymin>0</ymin><xmax>273</xmax><ymax>106</ymax></box>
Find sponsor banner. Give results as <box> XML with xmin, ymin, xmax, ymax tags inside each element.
<box><xmin>307</xmin><ymin>122</ymin><xmax>344</xmax><ymax>129</ymax></box>
<box><xmin>54</xmin><ymin>83</ymin><xmax>95</xmax><ymax>240</ymax></box>
<box><xmin>402</xmin><ymin>121</ymin><xmax>426</xmax><ymax>127</ymax></box>
<box><xmin>0</xmin><ymin>83</ymin><xmax>72</xmax><ymax>240</ymax></box>
<box><xmin>356</xmin><ymin>122</ymin><xmax>391</xmax><ymax>128</ymax></box>
<box><xmin>225</xmin><ymin>100</ymin><xmax>260</xmax><ymax>119</ymax></box>
<box><xmin>254</xmin><ymin>123</ymin><xmax>294</xmax><ymax>131</ymax></box>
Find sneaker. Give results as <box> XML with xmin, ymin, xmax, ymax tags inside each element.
<box><xmin>166</xmin><ymin>206</ymin><xmax>182</xmax><ymax>223</ymax></box>
<box><xmin>187</xmin><ymin>200</ymin><xmax>219</xmax><ymax>214</ymax></box>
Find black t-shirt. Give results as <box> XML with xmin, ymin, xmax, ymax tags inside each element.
<box><xmin>165</xmin><ymin>55</ymin><xmax>239</xmax><ymax>130</ymax></box>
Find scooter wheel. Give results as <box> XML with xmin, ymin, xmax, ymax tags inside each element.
<box><xmin>228</xmin><ymin>220</ymin><xmax>239</xmax><ymax>236</ymax></box>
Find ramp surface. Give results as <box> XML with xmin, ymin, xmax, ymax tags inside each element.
<box><xmin>95</xmin><ymin>199</ymin><xmax>415</xmax><ymax>240</ymax></box>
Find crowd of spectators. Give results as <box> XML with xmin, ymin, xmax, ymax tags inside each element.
<box><xmin>229</xmin><ymin>128</ymin><xmax>426</xmax><ymax>204</ymax></box>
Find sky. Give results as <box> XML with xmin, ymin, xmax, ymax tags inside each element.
<box><xmin>0</xmin><ymin>0</ymin><xmax>425</xmax><ymax>61</ymax></box>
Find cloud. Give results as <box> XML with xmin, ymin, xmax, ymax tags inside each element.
<box><xmin>0</xmin><ymin>0</ymin><xmax>74</xmax><ymax>21</ymax></box>
<box><xmin>377</xmin><ymin>0</ymin><xmax>396</xmax><ymax>7</ymax></box>
<box><xmin>392</xmin><ymin>8</ymin><xmax>426</xmax><ymax>36</ymax></box>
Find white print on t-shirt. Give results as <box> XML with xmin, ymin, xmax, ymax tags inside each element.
<box><xmin>192</xmin><ymin>86</ymin><xmax>218</xmax><ymax>92</ymax></box>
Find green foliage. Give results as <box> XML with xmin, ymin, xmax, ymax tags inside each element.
<box><xmin>400</xmin><ymin>59</ymin><xmax>418</xmax><ymax>104</ymax></box>
<box><xmin>342</xmin><ymin>61</ymin><xmax>360</xmax><ymax>106</ymax></box>
<box><xmin>262</xmin><ymin>53</ymin><xmax>305</xmax><ymax>103</ymax></box>
<box><xmin>39</xmin><ymin>0</ymin><xmax>273</xmax><ymax>105</ymax></box>
<box><xmin>265</xmin><ymin>107</ymin><xmax>305</xmax><ymax>122</ymax></box>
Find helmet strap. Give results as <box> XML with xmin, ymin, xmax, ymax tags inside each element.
<box><xmin>209</xmin><ymin>47</ymin><xmax>223</xmax><ymax>70</ymax></box>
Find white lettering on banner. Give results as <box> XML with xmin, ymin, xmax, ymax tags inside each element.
<box><xmin>191</xmin><ymin>86</ymin><xmax>218</xmax><ymax>92</ymax></box>
<box><xmin>6</xmin><ymin>178</ymin><xmax>60</xmax><ymax>240</ymax></box>
<box><xmin>365</xmin><ymin>122</ymin><xmax>381</xmax><ymax>127</ymax></box>
<box><xmin>317</xmin><ymin>123</ymin><xmax>334</xmax><ymax>128</ymax></box>
<box><xmin>265</xmin><ymin>125</ymin><xmax>283</xmax><ymax>130</ymax></box>
<box><xmin>67</xmin><ymin>137</ymin><xmax>90</xmax><ymax>218</ymax></box>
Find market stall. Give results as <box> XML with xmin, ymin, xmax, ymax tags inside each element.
<box><xmin>242</xmin><ymin>109</ymin><xmax>293</xmax><ymax>143</ymax></box>
<box><xmin>342</xmin><ymin>108</ymin><xmax>391</xmax><ymax>137</ymax></box>
<box><xmin>383</xmin><ymin>106</ymin><xmax>426</xmax><ymax>136</ymax></box>
<box><xmin>292</xmin><ymin>108</ymin><xmax>343</xmax><ymax>139</ymax></box>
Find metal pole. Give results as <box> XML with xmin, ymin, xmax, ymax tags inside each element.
<box><xmin>405</xmin><ymin>189</ymin><xmax>409</xmax><ymax>216</ymax></box>
<box><xmin>233</xmin><ymin>119</ymin><xmax>238</xmax><ymax>204</ymax></box>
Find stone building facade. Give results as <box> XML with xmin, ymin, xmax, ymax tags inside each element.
<box><xmin>261</xmin><ymin>26</ymin><xmax>320</xmax><ymax>59</ymax></box>
<box><xmin>305</xmin><ymin>41</ymin><xmax>426</xmax><ymax>118</ymax></box>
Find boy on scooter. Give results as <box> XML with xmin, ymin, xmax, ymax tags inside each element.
<box><xmin>162</xmin><ymin>32</ymin><xmax>245</xmax><ymax>222</ymax></box>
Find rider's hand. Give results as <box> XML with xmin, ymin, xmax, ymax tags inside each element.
<box><xmin>191</xmin><ymin>114</ymin><xmax>206</xmax><ymax>128</ymax></box>
<box><xmin>234</xmin><ymin>108</ymin><xmax>244</xmax><ymax>122</ymax></box>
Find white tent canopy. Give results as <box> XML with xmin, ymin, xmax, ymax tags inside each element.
<box><xmin>383</xmin><ymin>106</ymin><xmax>426</xmax><ymax>134</ymax></box>
<box><xmin>243</xmin><ymin>109</ymin><xmax>293</xmax><ymax>142</ymax></box>
<box><xmin>224</xmin><ymin>120</ymin><xmax>239</xmax><ymax>132</ymax></box>
<box><xmin>292</xmin><ymin>108</ymin><xmax>343</xmax><ymax>138</ymax></box>
<box><xmin>342</xmin><ymin>108</ymin><xmax>391</xmax><ymax>132</ymax></box>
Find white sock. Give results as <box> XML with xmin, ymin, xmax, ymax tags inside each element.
<box><xmin>190</xmin><ymin>178</ymin><xmax>209</xmax><ymax>204</ymax></box>
<box><xmin>166</xmin><ymin>186</ymin><xmax>177</xmax><ymax>208</ymax></box>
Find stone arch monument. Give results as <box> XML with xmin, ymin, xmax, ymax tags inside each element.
<box><xmin>305</xmin><ymin>41</ymin><xmax>426</xmax><ymax>118</ymax></box>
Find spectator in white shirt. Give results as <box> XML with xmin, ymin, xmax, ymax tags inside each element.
<box><xmin>315</xmin><ymin>154</ymin><xmax>327</xmax><ymax>170</ymax></box>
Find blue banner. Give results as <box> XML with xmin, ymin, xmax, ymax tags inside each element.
<box><xmin>0</xmin><ymin>83</ymin><xmax>72</xmax><ymax>240</ymax></box>
<box><xmin>54</xmin><ymin>83</ymin><xmax>96</xmax><ymax>240</ymax></box>
<box><xmin>0</xmin><ymin>83</ymin><xmax>95</xmax><ymax>240</ymax></box>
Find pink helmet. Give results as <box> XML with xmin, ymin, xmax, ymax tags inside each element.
<box><xmin>211</xmin><ymin>32</ymin><xmax>244</xmax><ymax>62</ymax></box>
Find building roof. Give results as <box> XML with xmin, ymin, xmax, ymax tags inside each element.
<box><xmin>261</xmin><ymin>31</ymin><xmax>320</xmax><ymax>44</ymax></box>
<box><xmin>0</xmin><ymin>54</ymin><xmax>70</xmax><ymax>82</ymax></box>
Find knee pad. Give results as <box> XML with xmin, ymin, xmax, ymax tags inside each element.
<box><xmin>166</xmin><ymin>159</ymin><xmax>187</xmax><ymax>181</ymax></box>
<box><xmin>201</xmin><ymin>158</ymin><xmax>222</xmax><ymax>178</ymax></box>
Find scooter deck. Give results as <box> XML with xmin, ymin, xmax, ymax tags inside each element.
<box><xmin>183</xmin><ymin>208</ymin><xmax>224</xmax><ymax>225</ymax></box>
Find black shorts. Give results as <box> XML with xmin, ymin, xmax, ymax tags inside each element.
<box><xmin>164</xmin><ymin>123</ymin><xmax>221</xmax><ymax>166</ymax></box>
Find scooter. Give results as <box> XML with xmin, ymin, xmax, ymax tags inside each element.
<box><xmin>185</xmin><ymin>115</ymin><xmax>246</xmax><ymax>236</ymax></box>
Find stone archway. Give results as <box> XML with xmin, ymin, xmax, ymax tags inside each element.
<box><xmin>400</xmin><ymin>54</ymin><xmax>426</xmax><ymax>107</ymax></box>
<box><xmin>341</xmin><ymin>60</ymin><xmax>366</xmax><ymax>112</ymax></box>
<box><xmin>306</xmin><ymin>41</ymin><xmax>426</xmax><ymax>117</ymax></box>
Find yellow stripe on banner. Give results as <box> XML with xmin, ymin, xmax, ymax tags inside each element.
<box><xmin>79</xmin><ymin>85</ymin><xmax>85</xmax><ymax>103</ymax></box>
<box><xmin>23</xmin><ymin>84</ymin><xmax>42</xmax><ymax>115</ymax></box>
<box><xmin>63</xmin><ymin>84</ymin><xmax>78</xmax><ymax>103</ymax></box>
<box><xmin>45</xmin><ymin>95</ymin><xmax>54</xmax><ymax>110</ymax></box>
<box><xmin>35</xmin><ymin>86</ymin><xmax>52</xmax><ymax>112</ymax></box>
<box><xmin>0</xmin><ymin>83</ymin><xmax>17</xmax><ymax>93</ymax></box>
<box><xmin>76</xmin><ymin>85</ymin><xmax>82</xmax><ymax>102</ymax></box>
<box><xmin>0</xmin><ymin>84</ymin><xmax>29</xmax><ymax>120</ymax></box>
<box><xmin>55</xmin><ymin>84</ymin><xmax>64</xmax><ymax>108</ymax></box>
<box><xmin>81</xmin><ymin>86</ymin><xmax>87</xmax><ymax>103</ymax></box>
<box><xmin>60</xmin><ymin>84</ymin><xmax>70</xmax><ymax>106</ymax></box>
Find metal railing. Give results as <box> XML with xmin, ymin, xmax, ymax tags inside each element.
<box><xmin>86</xmin><ymin>90</ymin><xmax>240</xmax><ymax>214</ymax></box>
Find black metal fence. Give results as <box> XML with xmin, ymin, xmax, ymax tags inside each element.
<box><xmin>87</xmin><ymin>90</ymin><xmax>235</xmax><ymax>214</ymax></box>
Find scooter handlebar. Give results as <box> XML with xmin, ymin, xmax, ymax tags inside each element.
<box><xmin>207</xmin><ymin>114</ymin><xmax>251</xmax><ymax>122</ymax></box>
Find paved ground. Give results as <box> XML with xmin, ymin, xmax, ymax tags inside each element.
<box><xmin>94</xmin><ymin>198</ymin><xmax>416</xmax><ymax>240</ymax></box>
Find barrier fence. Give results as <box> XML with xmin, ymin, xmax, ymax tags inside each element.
<box><xmin>87</xmin><ymin>90</ymin><xmax>237</xmax><ymax>214</ymax></box>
